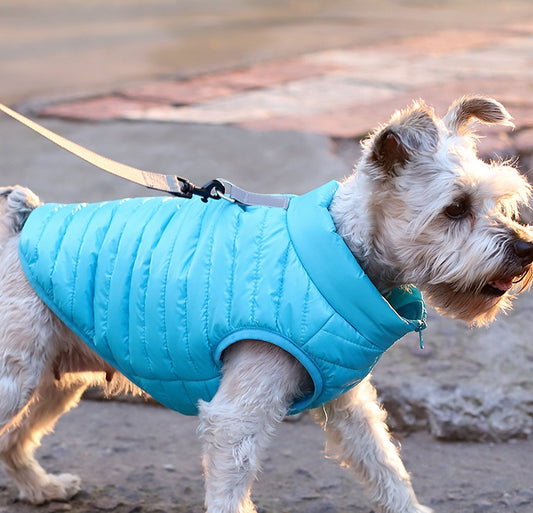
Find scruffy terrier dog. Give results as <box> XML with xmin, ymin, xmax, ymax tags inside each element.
<box><xmin>0</xmin><ymin>97</ymin><xmax>532</xmax><ymax>513</ymax></box>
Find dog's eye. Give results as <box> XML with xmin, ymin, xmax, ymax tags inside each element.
<box><xmin>445</xmin><ymin>198</ymin><xmax>470</xmax><ymax>219</ymax></box>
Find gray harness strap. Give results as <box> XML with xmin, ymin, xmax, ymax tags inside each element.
<box><xmin>218</xmin><ymin>181</ymin><xmax>290</xmax><ymax>209</ymax></box>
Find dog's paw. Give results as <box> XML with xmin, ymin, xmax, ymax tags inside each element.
<box><xmin>19</xmin><ymin>472</ymin><xmax>81</xmax><ymax>505</ymax></box>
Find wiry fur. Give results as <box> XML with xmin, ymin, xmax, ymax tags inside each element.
<box><xmin>330</xmin><ymin>96</ymin><xmax>533</xmax><ymax>325</ymax></box>
<box><xmin>0</xmin><ymin>97</ymin><xmax>531</xmax><ymax>513</ymax></box>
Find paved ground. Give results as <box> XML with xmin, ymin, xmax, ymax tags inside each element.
<box><xmin>1</xmin><ymin>1</ymin><xmax>533</xmax><ymax>512</ymax></box>
<box><xmin>1</xmin><ymin>401</ymin><xmax>532</xmax><ymax>513</ymax></box>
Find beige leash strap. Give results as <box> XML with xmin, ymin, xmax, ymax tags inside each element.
<box><xmin>0</xmin><ymin>103</ymin><xmax>290</xmax><ymax>208</ymax></box>
<box><xmin>0</xmin><ymin>102</ymin><xmax>196</xmax><ymax>196</ymax></box>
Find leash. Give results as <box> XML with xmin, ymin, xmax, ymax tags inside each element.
<box><xmin>0</xmin><ymin>103</ymin><xmax>289</xmax><ymax>209</ymax></box>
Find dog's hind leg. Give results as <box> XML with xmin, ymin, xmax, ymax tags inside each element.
<box><xmin>0</xmin><ymin>226</ymin><xmax>83</xmax><ymax>503</ymax></box>
<box><xmin>0</xmin><ymin>375</ymin><xmax>87</xmax><ymax>504</ymax></box>
<box><xmin>0</xmin><ymin>186</ymin><xmax>54</xmax><ymax>433</ymax></box>
<box><xmin>0</xmin><ymin>244</ymin><xmax>57</xmax><ymax>431</ymax></box>
<box><xmin>198</xmin><ymin>341</ymin><xmax>309</xmax><ymax>513</ymax></box>
<box><xmin>314</xmin><ymin>378</ymin><xmax>433</xmax><ymax>513</ymax></box>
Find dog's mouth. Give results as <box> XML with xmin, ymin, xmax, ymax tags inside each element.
<box><xmin>482</xmin><ymin>279</ymin><xmax>514</xmax><ymax>297</ymax></box>
<box><xmin>482</xmin><ymin>271</ymin><xmax>529</xmax><ymax>297</ymax></box>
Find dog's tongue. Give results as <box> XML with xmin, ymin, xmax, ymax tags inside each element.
<box><xmin>492</xmin><ymin>278</ymin><xmax>514</xmax><ymax>292</ymax></box>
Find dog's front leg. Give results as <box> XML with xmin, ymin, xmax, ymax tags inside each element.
<box><xmin>314</xmin><ymin>378</ymin><xmax>433</xmax><ymax>513</ymax></box>
<box><xmin>198</xmin><ymin>341</ymin><xmax>308</xmax><ymax>513</ymax></box>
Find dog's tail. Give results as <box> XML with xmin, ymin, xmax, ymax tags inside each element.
<box><xmin>0</xmin><ymin>186</ymin><xmax>41</xmax><ymax>234</ymax></box>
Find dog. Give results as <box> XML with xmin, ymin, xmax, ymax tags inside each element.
<box><xmin>0</xmin><ymin>96</ymin><xmax>532</xmax><ymax>513</ymax></box>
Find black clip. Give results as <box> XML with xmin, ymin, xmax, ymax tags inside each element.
<box><xmin>197</xmin><ymin>179</ymin><xmax>226</xmax><ymax>202</ymax></box>
<box><xmin>173</xmin><ymin>178</ymin><xmax>225</xmax><ymax>203</ymax></box>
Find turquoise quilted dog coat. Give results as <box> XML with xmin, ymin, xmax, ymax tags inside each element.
<box><xmin>19</xmin><ymin>181</ymin><xmax>426</xmax><ymax>415</ymax></box>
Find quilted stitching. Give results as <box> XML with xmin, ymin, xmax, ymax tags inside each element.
<box><xmin>18</xmin><ymin>183</ymin><xmax>425</xmax><ymax>415</ymax></box>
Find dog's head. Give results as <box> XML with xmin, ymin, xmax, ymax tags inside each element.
<box><xmin>343</xmin><ymin>97</ymin><xmax>533</xmax><ymax>326</ymax></box>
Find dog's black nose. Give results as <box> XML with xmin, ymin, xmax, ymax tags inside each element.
<box><xmin>512</xmin><ymin>239</ymin><xmax>533</xmax><ymax>265</ymax></box>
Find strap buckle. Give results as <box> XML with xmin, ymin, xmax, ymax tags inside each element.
<box><xmin>168</xmin><ymin>178</ymin><xmax>226</xmax><ymax>203</ymax></box>
<box><xmin>172</xmin><ymin>178</ymin><xmax>290</xmax><ymax>209</ymax></box>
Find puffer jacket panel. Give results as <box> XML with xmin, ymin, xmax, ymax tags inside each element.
<box><xmin>18</xmin><ymin>182</ymin><xmax>426</xmax><ymax>415</ymax></box>
<box><xmin>19</xmin><ymin>193</ymin><xmax>334</xmax><ymax>414</ymax></box>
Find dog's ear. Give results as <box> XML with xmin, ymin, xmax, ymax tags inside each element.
<box><xmin>443</xmin><ymin>96</ymin><xmax>514</xmax><ymax>135</ymax></box>
<box><xmin>369</xmin><ymin>102</ymin><xmax>439</xmax><ymax>177</ymax></box>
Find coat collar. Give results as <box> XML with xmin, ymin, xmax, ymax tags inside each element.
<box><xmin>286</xmin><ymin>181</ymin><xmax>427</xmax><ymax>350</ymax></box>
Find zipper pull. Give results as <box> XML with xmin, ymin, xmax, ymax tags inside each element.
<box><xmin>415</xmin><ymin>320</ymin><xmax>427</xmax><ymax>350</ymax></box>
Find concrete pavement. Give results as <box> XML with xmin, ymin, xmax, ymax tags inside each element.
<box><xmin>1</xmin><ymin>401</ymin><xmax>533</xmax><ymax>513</ymax></box>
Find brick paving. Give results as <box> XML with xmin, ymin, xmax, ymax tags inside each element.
<box><xmin>39</xmin><ymin>25</ymin><xmax>533</xmax><ymax>144</ymax></box>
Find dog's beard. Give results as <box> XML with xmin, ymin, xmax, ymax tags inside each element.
<box><xmin>422</xmin><ymin>267</ymin><xmax>533</xmax><ymax>326</ymax></box>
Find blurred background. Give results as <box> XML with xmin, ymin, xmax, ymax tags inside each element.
<box><xmin>1</xmin><ymin>0</ymin><xmax>532</xmax><ymax>200</ymax></box>
<box><xmin>1</xmin><ymin>0</ymin><xmax>531</xmax><ymax>105</ymax></box>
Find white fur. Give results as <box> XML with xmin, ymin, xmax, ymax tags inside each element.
<box><xmin>0</xmin><ymin>97</ymin><xmax>531</xmax><ymax>513</ymax></box>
